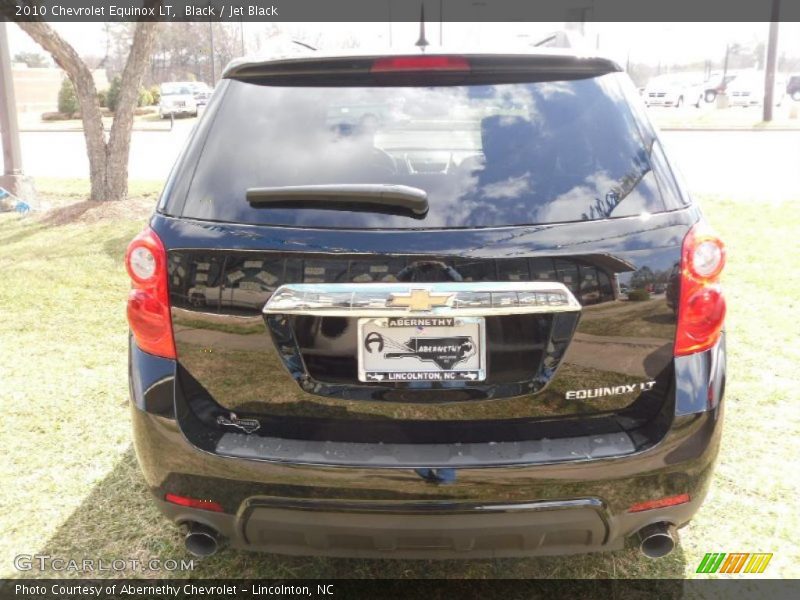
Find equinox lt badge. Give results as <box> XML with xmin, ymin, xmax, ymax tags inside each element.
<box><xmin>566</xmin><ymin>381</ymin><xmax>656</xmax><ymax>400</ymax></box>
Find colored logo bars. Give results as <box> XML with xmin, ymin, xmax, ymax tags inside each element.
<box><xmin>697</xmin><ymin>552</ymin><xmax>773</xmax><ymax>574</ymax></box>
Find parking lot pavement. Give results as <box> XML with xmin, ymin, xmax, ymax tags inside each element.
<box><xmin>662</xmin><ymin>130</ymin><xmax>800</xmax><ymax>199</ymax></box>
<box><xmin>7</xmin><ymin>122</ymin><xmax>799</xmax><ymax>201</ymax></box>
<box><xmin>14</xmin><ymin>118</ymin><xmax>197</xmax><ymax>181</ymax></box>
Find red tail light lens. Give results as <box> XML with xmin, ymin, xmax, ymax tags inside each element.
<box><xmin>165</xmin><ymin>493</ymin><xmax>224</xmax><ymax>513</ymax></box>
<box><xmin>674</xmin><ymin>223</ymin><xmax>726</xmax><ymax>356</ymax></box>
<box><xmin>371</xmin><ymin>56</ymin><xmax>470</xmax><ymax>73</ymax></box>
<box><xmin>628</xmin><ymin>493</ymin><xmax>691</xmax><ymax>513</ymax></box>
<box><xmin>125</xmin><ymin>228</ymin><xmax>175</xmax><ymax>359</ymax></box>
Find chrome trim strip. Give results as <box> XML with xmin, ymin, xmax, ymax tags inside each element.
<box><xmin>263</xmin><ymin>281</ymin><xmax>582</xmax><ymax>317</ymax></box>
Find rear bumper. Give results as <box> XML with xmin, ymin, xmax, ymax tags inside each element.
<box><xmin>160</xmin><ymin>106</ymin><xmax>196</xmax><ymax>115</ymax></box>
<box><xmin>151</xmin><ymin>493</ymin><xmax>708</xmax><ymax>559</ymax></box>
<box><xmin>132</xmin><ymin>403</ymin><xmax>722</xmax><ymax>558</ymax></box>
<box><xmin>129</xmin><ymin>334</ymin><xmax>725</xmax><ymax>558</ymax></box>
<box><xmin>644</xmin><ymin>95</ymin><xmax>679</xmax><ymax>107</ymax></box>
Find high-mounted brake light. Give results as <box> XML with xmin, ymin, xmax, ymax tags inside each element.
<box><xmin>165</xmin><ymin>493</ymin><xmax>225</xmax><ymax>513</ymax></box>
<box><xmin>370</xmin><ymin>56</ymin><xmax>471</xmax><ymax>73</ymax></box>
<box><xmin>674</xmin><ymin>223</ymin><xmax>726</xmax><ymax>357</ymax></box>
<box><xmin>125</xmin><ymin>227</ymin><xmax>176</xmax><ymax>359</ymax></box>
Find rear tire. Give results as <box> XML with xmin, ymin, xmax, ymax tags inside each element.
<box><xmin>675</xmin><ymin>96</ymin><xmax>683</xmax><ymax>108</ymax></box>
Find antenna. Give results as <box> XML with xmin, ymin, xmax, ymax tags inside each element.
<box><xmin>292</xmin><ymin>40</ymin><xmax>317</xmax><ymax>51</ymax></box>
<box><xmin>415</xmin><ymin>3</ymin><xmax>429</xmax><ymax>50</ymax></box>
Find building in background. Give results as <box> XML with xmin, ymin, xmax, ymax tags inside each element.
<box><xmin>11</xmin><ymin>63</ymin><xmax>108</xmax><ymax>114</ymax></box>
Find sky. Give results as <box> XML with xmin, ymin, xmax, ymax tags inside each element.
<box><xmin>7</xmin><ymin>21</ymin><xmax>800</xmax><ymax>69</ymax></box>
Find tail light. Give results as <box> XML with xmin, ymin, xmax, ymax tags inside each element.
<box><xmin>674</xmin><ymin>222</ymin><xmax>726</xmax><ymax>356</ymax></box>
<box><xmin>371</xmin><ymin>56</ymin><xmax>470</xmax><ymax>73</ymax></box>
<box><xmin>164</xmin><ymin>493</ymin><xmax>224</xmax><ymax>513</ymax></box>
<box><xmin>628</xmin><ymin>493</ymin><xmax>691</xmax><ymax>513</ymax></box>
<box><xmin>125</xmin><ymin>227</ymin><xmax>176</xmax><ymax>359</ymax></box>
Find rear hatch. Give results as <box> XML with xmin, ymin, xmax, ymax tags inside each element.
<box><xmin>156</xmin><ymin>53</ymin><xmax>694</xmax><ymax>450</ymax></box>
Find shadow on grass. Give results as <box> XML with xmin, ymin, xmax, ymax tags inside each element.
<box><xmin>35</xmin><ymin>446</ymin><xmax>687</xmax><ymax>584</ymax></box>
<box><xmin>103</xmin><ymin>232</ymin><xmax>136</xmax><ymax>263</ymax></box>
<box><xmin>0</xmin><ymin>222</ymin><xmax>48</xmax><ymax>247</ymax></box>
<box><xmin>642</xmin><ymin>312</ymin><xmax>676</xmax><ymax>326</ymax></box>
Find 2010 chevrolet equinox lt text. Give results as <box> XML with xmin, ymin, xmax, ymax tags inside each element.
<box><xmin>126</xmin><ymin>48</ymin><xmax>726</xmax><ymax>559</ymax></box>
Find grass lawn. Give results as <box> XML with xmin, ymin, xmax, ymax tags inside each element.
<box><xmin>1</xmin><ymin>181</ymin><xmax>799</xmax><ymax>580</ymax></box>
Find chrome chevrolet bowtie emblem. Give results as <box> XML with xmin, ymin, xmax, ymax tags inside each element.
<box><xmin>388</xmin><ymin>289</ymin><xmax>453</xmax><ymax>311</ymax></box>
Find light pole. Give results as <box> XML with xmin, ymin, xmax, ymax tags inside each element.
<box><xmin>439</xmin><ymin>0</ymin><xmax>443</xmax><ymax>46</ymax></box>
<box><xmin>209</xmin><ymin>21</ymin><xmax>216</xmax><ymax>83</ymax></box>
<box><xmin>387</xmin><ymin>0</ymin><xmax>392</xmax><ymax>47</ymax></box>
<box><xmin>763</xmin><ymin>0</ymin><xmax>781</xmax><ymax>122</ymax></box>
<box><xmin>0</xmin><ymin>21</ymin><xmax>33</xmax><ymax>202</ymax></box>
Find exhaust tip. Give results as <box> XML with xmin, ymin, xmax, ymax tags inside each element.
<box><xmin>637</xmin><ymin>522</ymin><xmax>677</xmax><ymax>559</ymax></box>
<box><xmin>184</xmin><ymin>523</ymin><xmax>220</xmax><ymax>557</ymax></box>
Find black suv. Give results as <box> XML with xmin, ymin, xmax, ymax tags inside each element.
<box><xmin>126</xmin><ymin>49</ymin><xmax>727</xmax><ymax>560</ymax></box>
<box><xmin>788</xmin><ymin>74</ymin><xmax>800</xmax><ymax>101</ymax></box>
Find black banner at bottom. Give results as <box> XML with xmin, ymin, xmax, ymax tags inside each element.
<box><xmin>2</xmin><ymin>579</ymin><xmax>800</xmax><ymax>600</ymax></box>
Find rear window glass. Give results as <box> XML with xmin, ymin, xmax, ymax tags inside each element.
<box><xmin>179</xmin><ymin>72</ymin><xmax>666</xmax><ymax>229</ymax></box>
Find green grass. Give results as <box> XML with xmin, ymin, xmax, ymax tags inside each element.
<box><xmin>1</xmin><ymin>185</ymin><xmax>799</xmax><ymax>580</ymax></box>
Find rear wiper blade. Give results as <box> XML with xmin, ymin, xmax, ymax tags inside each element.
<box><xmin>532</xmin><ymin>34</ymin><xmax>558</xmax><ymax>47</ymax></box>
<box><xmin>246</xmin><ymin>184</ymin><xmax>429</xmax><ymax>217</ymax></box>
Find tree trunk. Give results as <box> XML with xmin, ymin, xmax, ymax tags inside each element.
<box><xmin>15</xmin><ymin>19</ymin><xmax>158</xmax><ymax>202</ymax></box>
<box><xmin>106</xmin><ymin>21</ymin><xmax>158</xmax><ymax>201</ymax></box>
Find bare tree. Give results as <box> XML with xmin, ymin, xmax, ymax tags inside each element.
<box><xmin>10</xmin><ymin>11</ymin><xmax>158</xmax><ymax>201</ymax></box>
<box><xmin>148</xmin><ymin>22</ymin><xmax>241</xmax><ymax>85</ymax></box>
<box><xmin>12</xmin><ymin>50</ymin><xmax>48</xmax><ymax>67</ymax></box>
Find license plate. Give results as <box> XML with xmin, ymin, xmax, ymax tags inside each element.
<box><xmin>357</xmin><ymin>316</ymin><xmax>486</xmax><ymax>383</ymax></box>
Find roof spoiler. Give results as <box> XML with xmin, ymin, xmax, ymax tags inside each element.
<box><xmin>223</xmin><ymin>53</ymin><xmax>622</xmax><ymax>85</ymax></box>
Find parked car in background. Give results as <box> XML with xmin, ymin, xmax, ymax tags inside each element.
<box><xmin>127</xmin><ymin>48</ymin><xmax>727</xmax><ymax>561</ymax></box>
<box><xmin>787</xmin><ymin>74</ymin><xmax>800</xmax><ymax>101</ymax></box>
<box><xmin>190</xmin><ymin>82</ymin><xmax>213</xmax><ymax>106</ymax></box>
<box><xmin>728</xmin><ymin>71</ymin><xmax>786</xmax><ymax>107</ymax></box>
<box><xmin>643</xmin><ymin>73</ymin><xmax>705</xmax><ymax>108</ymax></box>
<box><xmin>703</xmin><ymin>72</ymin><xmax>738</xmax><ymax>103</ymax></box>
<box><xmin>158</xmin><ymin>82</ymin><xmax>199</xmax><ymax>118</ymax></box>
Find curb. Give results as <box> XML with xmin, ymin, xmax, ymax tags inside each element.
<box><xmin>19</xmin><ymin>127</ymin><xmax>173</xmax><ymax>133</ymax></box>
